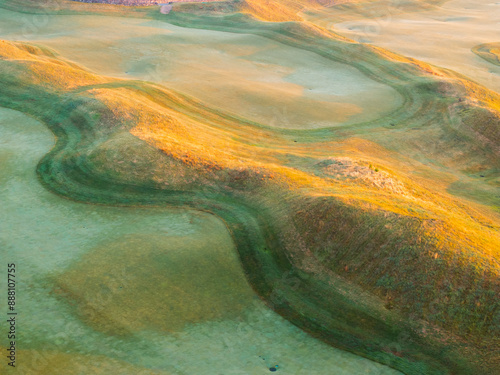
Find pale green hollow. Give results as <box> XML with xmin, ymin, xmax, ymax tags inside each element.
<box><xmin>0</xmin><ymin>8</ymin><xmax>402</xmax><ymax>130</ymax></box>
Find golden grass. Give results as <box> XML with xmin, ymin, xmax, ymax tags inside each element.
<box><xmin>238</xmin><ymin>0</ymin><xmax>447</xmax><ymax>23</ymax></box>
<box><xmin>472</xmin><ymin>43</ymin><xmax>500</xmax><ymax>67</ymax></box>
<box><xmin>102</xmin><ymin>84</ymin><xmax>500</xmax><ymax>264</ymax></box>
<box><xmin>2</xmin><ymin>38</ymin><xmax>497</xmax><ymax>261</ymax></box>
<box><xmin>1</xmin><ymin>38</ymin><xmax>499</xmax><ymax>370</ymax></box>
<box><xmin>240</xmin><ymin>0</ymin><xmax>306</xmax><ymax>22</ymax></box>
<box><xmin>0</xmin><ymin>40</ymin><xmax>110</xmax><ymax>89</ymax></box>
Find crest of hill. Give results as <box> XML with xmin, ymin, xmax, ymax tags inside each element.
<box><xmin>473</xmin><ymin>43</ymin><xmax>500</xmax><ymax>67</ymax></box>
<box><xmin>1</xmin><ymin>30</ymin><xmax>499</xmax><ymax>373</ymax></box>
<box><xmin>0</xmin><ymin>40</ymin><xmax>111</xmax><ymax>89</ymax></box>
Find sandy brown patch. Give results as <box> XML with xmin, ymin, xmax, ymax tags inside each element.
<box><xmin>0</xmin><ymin>347</ymin><xmax>169</xmax><ymax>375</ymax></box>
<box><xmin>56</xmin><ymin>233</ymin><xmax>254</xmax><ymax>335</ymax></box>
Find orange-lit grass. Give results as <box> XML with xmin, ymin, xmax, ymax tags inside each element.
<box><xmin>0</xmin><ymin>40</ymin><xmax>111</xmax><ymax>89</ymax></box>
<box><xmin>2</xmin><ymin>35</ymin><xmax>498</xmax><ymax>295</ymax></box>
<box><xmin>1</xmin><ymin>36</ymin><xmax>499</xmax><ymax>372</ymax></box>
<box><xmin>88</xmin><ymin>84</ymin><xmax>500</xmax><ymax>265</ymax></box>
<box><xmin>473</xmin><ymin>42</ymin><xmax>500</xmax><ymax>67</ymax></box>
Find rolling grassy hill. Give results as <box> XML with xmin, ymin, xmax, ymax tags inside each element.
<box><xmin>473</xmin><ymin>43</ymin><xmax>500</xmax><ymax>67</ymax></box>
<box><xmin>0</xmin><ymin>0</ymin><xmax>499</xmax><ymax>373</ymax></box>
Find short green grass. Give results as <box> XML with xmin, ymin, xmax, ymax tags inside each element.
<box><xmin>0</xmin><ymin>3</ymin><xmax>499</xmax><ymax>374</ymax></box>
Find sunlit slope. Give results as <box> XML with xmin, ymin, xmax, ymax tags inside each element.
<box><xmin>0</xmin><ymin>0</ymin><xmax>446</xmax><ymax>23</ymax></box>
<box><xmin>473</xmin><ymin>43</ymin><xmax>500</xmax><ymax>67</ymax></box>
<box><xmin>177</xmin><ymin>0</ymin><xmax>448</xmax><ymax>23</ymax></box>
<box><xmin>156</xmin><ymin>10</ymin><xmax>500</xmax><ymax>202</ymax></box>
<box><xmin>238</xmin><ymin>0</ymin><xmax>317</xmax><ymax>22</ymax></box>
<box><xmin>1</xmin><ymin>35</ymin><xmax>498</xmax><ymax>374</ymax></box>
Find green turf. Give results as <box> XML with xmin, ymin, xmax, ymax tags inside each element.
<box><xmin>0</xmin><ymin>1</ymin><xmax>498</xmax><ymax>374</ymax></box>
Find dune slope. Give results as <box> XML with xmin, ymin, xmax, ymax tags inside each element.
<box><xmin>0</xmin><ymin>0</ymin><xmax>499</xmax><ymax>373</ymax></box>
<box><xmin>0</xmin><ymin>27</ymin><xmax>498</xmax><ymax>374</ymax></box>
<box><xmin>473</xmin><ymin>42</ymin><xmax>500</xmax><ymax>67</ymax></box>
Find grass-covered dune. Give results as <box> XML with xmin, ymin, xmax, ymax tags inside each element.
<box><xmin>0</xmin><ymin>1</ymin><xmax>499</xmax><ymax>374</ymax></box>
<box><xmin>473</xmin><ymin>43</ymin><xmax>500</xmax><ymax>67</ymax></box>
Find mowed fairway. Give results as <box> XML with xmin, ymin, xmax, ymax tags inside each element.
<box><xmin>0</xmin><ymin>8</ymin><xmax>402</xmax><ymax>129</ymax></box>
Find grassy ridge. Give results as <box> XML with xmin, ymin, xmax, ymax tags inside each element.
<box><xmin>0</xmin><ymin>4</ymin><xmax>499</xmax><ymax>374</ymax></box>
<box><xmin>473</xmin><ymin>43</ymin><xmax>500</xmax><ymax>67</ymax></box>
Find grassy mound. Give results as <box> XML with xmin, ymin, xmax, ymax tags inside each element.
<box><xmin>473</xmin><ymin>43</ymin><xmax>500</xmax><ymax>67</ymax></box>
<box><xmin>0</xmin><ymin>3</ymin><xmax>499</xmax><ymax>374</ymax></box>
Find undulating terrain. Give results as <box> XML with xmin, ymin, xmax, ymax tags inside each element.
<box><xmin>0</xmin><ymin>0</ymin><xmax>498</xmax><ymax>374</ymax></box>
